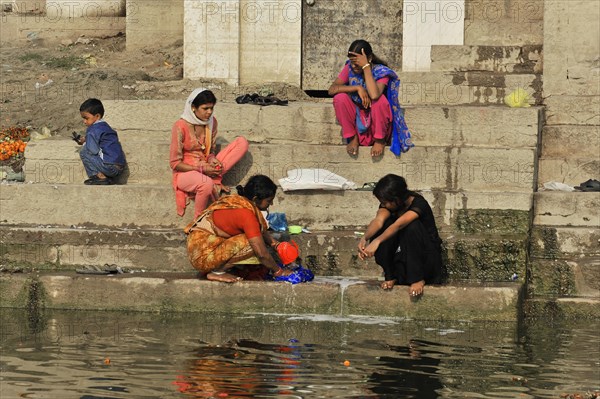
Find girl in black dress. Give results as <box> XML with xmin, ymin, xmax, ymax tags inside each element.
<box><xmin>358</xmin><ymin>174</ymin><xmax>443</xmax><ymax>297</ymax></box>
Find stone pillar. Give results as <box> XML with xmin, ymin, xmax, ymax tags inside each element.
<box><xmin>184</xmin><ymin>0</ymin><xmax>241</xmax><ymax>84</ymax></box>
<box><xmin>239</xmin><ymin>0</ymin><xmax>301</xmax><ymax>85</ymax></box>
<box><xmin>126</xmin><ymin>0</ymin><xmax>183</xmax><ymax>50</ymax></box>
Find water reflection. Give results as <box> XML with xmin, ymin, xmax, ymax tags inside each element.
<box><xmin>174</xmin><ymin>339</ymin><xmax>304</xmax><ymax>398</ymax></box>
<box><xmin>0</xmin><ymin>310</ymin><xmax>598</xmax><ymax>399</ymax></box>
<box><xmin>368</xmin><ymin>340</ymin><xmax>443</xmax><ymax>398</ymax></box>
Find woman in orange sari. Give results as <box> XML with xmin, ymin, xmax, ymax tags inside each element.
<box><xmin>170</xmin><ymin>88</ymin><xmax>249</xmax><ymax>218</ymax></box>
<box><xmin>185</xmin><ymin>175</ymin><xmax>293</xmax><ymax>283</ymax></box>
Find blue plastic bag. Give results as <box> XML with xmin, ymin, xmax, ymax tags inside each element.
<box><xmin>267</xmin><ymin>212</ymin><xmax>288</xmax><ymax>232</ymax></box>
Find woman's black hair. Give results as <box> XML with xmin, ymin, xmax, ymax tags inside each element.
<box><xmin>80</xmin><ymin>98</ymin><xmax>104</xmax><ymax>117</ymax></box>
<box><xmin>191</xmin><ymin>90</ymin><xmax>217</xmax><ymax>107</ymax></box>
<box><xmin>373</xmin><ymin>174</ymin><xmax>411</xmax><ymax>204</ymax></box>
<box><xmin>348</xmin><ymin>39</ymin><xmax>388</xmax><ymax>67</ymax></box>
<box><xmin>236</xmin><ymin>175</ymin><xmax>277</xmax><ymax>201</ymax></box>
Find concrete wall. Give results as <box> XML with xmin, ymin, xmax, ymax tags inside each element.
<box><xmin>183</xmin><ymin>0</ymin><xmax>301</xmax><ymax>86</ymax></box>
<box><xmin>126</xmin><ymin>0</ymin><xmax>183</xmax><ymax>50</ymax></box>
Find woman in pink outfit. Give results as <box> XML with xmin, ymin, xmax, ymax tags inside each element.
<box><xmin>169</xmin><ymin>88</ymin><xmax>249</xmax><ymax>218</ymax></box>
<box><xmin>328</xmin><ymin>39</ymin><xmax>413</xmax><ymax>158</ymax></box>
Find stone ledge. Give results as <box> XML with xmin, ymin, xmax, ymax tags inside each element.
<box><xmin>0</xmin><ymin>184</ymin><xmax>533</xmax><ymax>230</ymax></box>
<box><xmin>0</xmin><ymin>273</ymin><xmax>523</xmax><ymax>321</ymax></box>
<box><xmin>524</xmin><ymin>297</ymin><xmax>600</xmax><ymax>320</ymax></box>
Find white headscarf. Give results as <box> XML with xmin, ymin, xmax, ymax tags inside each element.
<box><xmin>181</xmin><ymin>87</ymin><xmax>214</xmax><ymax>130</ymax></box>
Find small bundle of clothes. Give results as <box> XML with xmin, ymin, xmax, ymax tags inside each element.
<box><xmin>271</xmin><ymin>261</ymin><xmax>315</xmax><ymax>284</ymax></box>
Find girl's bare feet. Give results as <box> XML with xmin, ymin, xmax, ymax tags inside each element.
<box><xmin>347</xmin><ymin>135</ymin><xmax>359</xmax><ymax>156</ymax></box>
<box><xmin>206</xmin><ymin>272</ymin><xmax>243</xmax><ymax>283</ymax></box>
<box><xmin>409</xmin><ymin>280</ymin><xmax>425</xmax><ymax>297</ymax></box>
<box><xmin>380</xmin><ymin>279</ymin><xmax>397</xmax><ymax>290</ymax></box>
<box><xmin>371</xmin><ymin>139</ymin><xmax>386</xmax><ymax>157</ymax></box>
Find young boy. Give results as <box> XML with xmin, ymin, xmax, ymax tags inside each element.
<box><xmin>75</xmin><ymin>98</ymin><xmax>126</xmax><ymax>185</ymax></box>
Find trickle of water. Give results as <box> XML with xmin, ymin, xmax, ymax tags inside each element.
<box><xmin>313</xmin><ymin>276</ymin><xmax>367</xmax><ymax>315</ymax></box>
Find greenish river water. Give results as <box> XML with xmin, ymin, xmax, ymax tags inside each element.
<box><xmin>0</xmin><ymin>310</ymin><xmax>598</xmax><ymax>398</ymax></box>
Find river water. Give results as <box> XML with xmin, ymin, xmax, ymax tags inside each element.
<box><xmin>0</xmin><ymin>309</ymin><xmax>598</xmax><ymax>398</ymax></box>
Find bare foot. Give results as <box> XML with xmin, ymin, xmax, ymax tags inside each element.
<box><xmin>380</xmin><ymin>279</ymin><xmax>397</xmax><ymax>290</ymax></box>
<box><xmin>409</xmin><ymin>280</ymin><xmax>425</xmax><ymax>297</ymax></box>
<box><xmin>97</xmin><ymin>172</ymin><xmax>107</xmax><ymax>179</ymax></box>
<box><xmin>206</xmin><ymin>272</ymin><xmax>243</xmax><ymax>283</ymax></box>
<box><xmin>371</xmin><ymin>139</ymin><xmax>385</xmax><ymax>157</ymax></box>
<box><xmin>212</xmin><ymin>184</ymin><xmax>230</xmax><ymax>200</ymax></box>
<box><xmin>346</xmin><ymin>135</ymin><xmax>359</xmax><ymax>156</ymax></box>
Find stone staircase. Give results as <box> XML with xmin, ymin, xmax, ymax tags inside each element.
<box><xmin>0</xmin><ymin>99</ymin><xmax>541</xmax><ymax>319</ymax></box>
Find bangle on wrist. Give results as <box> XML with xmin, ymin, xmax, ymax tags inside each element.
<box><xmin>362</xmin><ymin>63</ymin><xmax>371</xmax><ymax>70</ymax></box>
<box><xmin>271</xmin><ymin>240</ymin><xmax>280</xmax><ymax>248</ymax></box>
<box><xmin>273</xmin><ymin>267</ymin><xmax>284</xmax><ymax>277</ymax></box>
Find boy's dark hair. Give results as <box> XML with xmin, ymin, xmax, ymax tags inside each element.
<box><xmin>80</xmin><ymin>98</ymin><xmax>104</xmax><ymax>117</ymax></box>
<box><xmin>191</xmin><ymin>90</ymin><xmax>217</xmax><ymax>108</ymax></box>
<box><xmin>236</xmin><ymin>175</ymin><xmax>277</xmax><ymax>201</ymax></box>
<box><xmin>373</xmin><ymin>174</ymin><xmax>410</xmax><ymax>204</ymax></box>
<box><xmin>348</xmin><ymin>39</ymin><xmax>388</xmax><ymax>67</ymax></box>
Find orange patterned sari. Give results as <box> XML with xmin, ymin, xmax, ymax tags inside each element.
<box><xmin>184</xmin><ymin>195</ymin><xmax>267</xmax><ymax>273</ymax></box>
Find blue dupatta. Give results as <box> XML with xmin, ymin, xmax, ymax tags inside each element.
<box><xmin>347</xmin><ymin>61</ymin><xmax>414</xmax><ymax>156</ymax></box>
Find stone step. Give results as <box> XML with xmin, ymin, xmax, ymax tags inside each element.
<box><xmin>530</xmin><ymin>226</ymin><xmax>600</xmax><ymax>258</ymax></box>
<box><xmin>533</xmin><ymin>192</ymin><xmax>600</xmax><ymax>227</ymax></box>
<box><xmin>0</xmin><ymin>273</ymin><xmax>523</xmax><ymax>321</ymax></box>
<box><xmin>0</xmin><ymin>225</ymin><xmax>528</xmax><ymax>282</ymax></box>
<box><xmin>537</xmin><ymin>158</ymin><xmax>599</xmax><ymax>191</ymax></box>
<box><xmin>541</xmin><ymin>125</ymin><xmax>600</xmax><ymax>159</ymax></box>
<box><xmin>0</xmin><ymin>183</ymin><xmax>533</xmax><ymax>230</ymax></box>
<box><xmin>528</xmin><ymin>256</ymin><xmax>600</xmax><ymax>299</ymax></box>
<box><xmin>430</xmin><ymin>45</ymin><xmax>542</xmax><ymax>73</ymax></box>
<box><xmin>101</xmin><ymin>101</ymin><xmax>541</xmax><ymax>148</ymax></box>
<box><xmin>395</xmin><ymin>72</ymin><xmax>540</xmax><ymax>106</ymax></box>
<box><xmin>23</xmin><ymin>141</ymin><xmax>537</xmax><ymax>191</ymax></box>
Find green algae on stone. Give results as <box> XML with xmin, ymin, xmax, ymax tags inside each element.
<box><xmin>455</xmin><ymin>209</ymin><xmax>529</xmax><ymax>235</ymax></box>
<box><xmin>445</xmin><ymin>237</ymin><xmax>527</xmax><ymax>282</ymax></box>
<box><xmin>528</xmin><ymin>259</ymin><xmax>576</xmax><ymax>297</ymax></box>
<box><xmin>529</xmin><ymin>226</ymin><xmax>560</xmax><ymax>260</ymax></box>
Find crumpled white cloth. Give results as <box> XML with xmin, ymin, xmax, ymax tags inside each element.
<box><xmin>279</xmin><ymin>169</ymin><xmax>357</xmax><ymax>191</ymax></box>
<box><xmin>541</xmin><ymin>181</ymin><xmax>575</xmax><ymax>192</ymax></box>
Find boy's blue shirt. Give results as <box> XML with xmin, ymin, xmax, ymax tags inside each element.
<box><xmin>84</xmin><ymin>120</ymin><xmax>126</xmax><ymax>165</ymax></box>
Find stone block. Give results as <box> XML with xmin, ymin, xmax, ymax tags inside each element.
<box><xmin>530</xmin><ymin>226</ymin><xmax>600</xmax><ymax>258</ymax></box>
<box><xmin>544</xmin><ymin>96</ymin><xmax>600</xmax><ymax>126</ymax></box>
<box><xmin>541</xmin><ymin>125</ymin><xmax>600</xmax><ymax>159</ymax></box>
<box><xmin>101</xmin><ymin>101</ymin><xmax>542</xmax><ymax>150</ymax></box>
<box><xmin>537</xmin><ymin>158</ymin><xmax>600</xmax><ymax>189</ymax></box>
<box><xmin>38</xmin><ymin>274</ymin><xmax>342</xmax><ymax>314</ymax></box>
<box><xmin>464</xmin><ymin>19</ymin><xmax>543</xmax><ymax>46</ymax></box>
<box><xmin>345</xmin><ymin>282</ymin><xmax>522</xmax><ymax>321</ymax></box>
<box><xmin>0</xmin><ymin>183</ymin><xmax>533</xmax><ymax>230</ymax></box>
<box><xmin>524</xmin><ymin>297</ymin><xmax>600</xmax><ymax>319</ymax></box>
<box><xmin>533</xmin><ymin>192</ymin><xmax>600</xmax><ymax>227</ymax></box>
